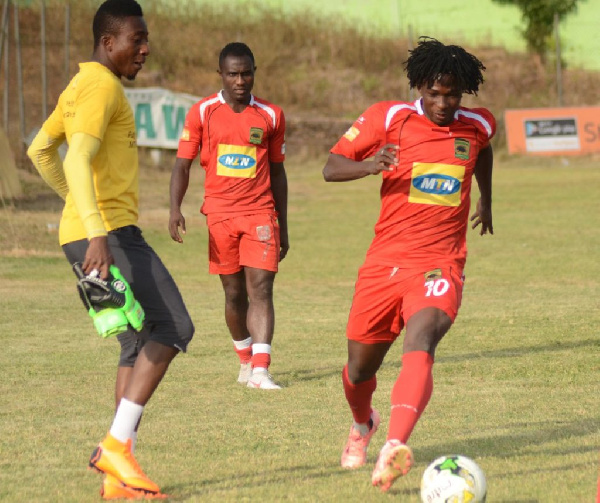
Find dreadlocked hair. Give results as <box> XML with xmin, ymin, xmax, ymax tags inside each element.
<box><xmin>404</xmin><ymin>37</ymin><xmax>486</xmax><ymax>95</ymax></box>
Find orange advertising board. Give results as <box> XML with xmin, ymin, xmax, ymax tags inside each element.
<box><xmin>505</xmin><ymin>107</ymin><xmax>600</xmax><ymax>155</ymax></box>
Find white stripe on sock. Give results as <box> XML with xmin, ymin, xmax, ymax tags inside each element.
<box><xmin>252</xmin><ymin>343</ymin><xmax>271</xmax><ymax>355</ymax></box>
<box><xmin>233</xmin><ymin>336</ymin><xmax>252</xmax><ymax>350</ymax></box>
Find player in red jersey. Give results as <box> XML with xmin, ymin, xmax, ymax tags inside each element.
<box><xmin>170</xmin><ymin>42</ymin><xmax>288</xmax><ymax>390</ymax></box>
<box><xmin>323</xmin><ymin>37</ymin><xmax>495</xmax><ymax>492</ymax></box>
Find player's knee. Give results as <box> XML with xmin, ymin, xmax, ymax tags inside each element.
<box><xmin>176</xmin><ymin>314</ymin><xmax>195</xmax><ymax>349</ymax></box>
<box><xmin>347</xmin><ymin>362</ymin><xmax>376</xmax><ymax>384</ymax></box>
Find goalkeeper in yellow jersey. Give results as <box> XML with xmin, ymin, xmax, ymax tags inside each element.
<box><xmin>27</xmin><ymin>0</ymin><xmax>194</xmax><ymax>499</ymax></box>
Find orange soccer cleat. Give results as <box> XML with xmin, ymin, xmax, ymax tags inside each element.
<box><xmin>340</xmin><ymin>409</ymin><xmax>381</xmax><ymax>469</ymax></box>
<box><xmin>89</xmin><ymin>433</ymin><xmax>160</xmax><ymax>496</ymax></box>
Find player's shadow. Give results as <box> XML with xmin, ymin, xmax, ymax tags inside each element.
<box><xmin>434</xmin><ymin>337</ymin><xmax>599</xmax><ymax>364</ymax></box>
<box><xmin>163</xmin><ymin>462</ymin><xmax>352</xmax><ymax>500</ymax></box>
<box><xmin>275</xmin><ymin>364</ymin><xmax>343</xmax><ymax>384</ymax></box>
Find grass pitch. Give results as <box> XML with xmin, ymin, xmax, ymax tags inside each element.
<box><xmin>0</xmin><ymin>153</ymin><xmax>598</xmax><ymax>502</ymax></box>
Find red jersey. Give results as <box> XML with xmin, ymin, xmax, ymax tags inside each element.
<box><xmin>331</xmin><ymin>99</ymin><xmax>496</xmax><ymax>269</ymax></box>
<box><xmin>177</xmin><ymin>91</ymin><xmax>286</xmax><ymax>220</ymax></box>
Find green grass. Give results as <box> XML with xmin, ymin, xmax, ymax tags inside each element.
<box><xmin>184</xmin><ymin>0</ymin><xmax>600</xmax><ymax>71</ymax></box>
<box><xmin>0</xmin><ymin>154</ymin><xmax>599</xmax><ymax>502</ymax></box>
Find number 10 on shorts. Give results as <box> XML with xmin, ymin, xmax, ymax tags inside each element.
<box><xmin>424</xmin><ymin>278</ymin><xmax>450</xmax><ymax>297</ymax></box>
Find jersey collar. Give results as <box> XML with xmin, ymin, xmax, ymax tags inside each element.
<box><xmin>415</xmin><ymin>97</ymin><xmax>459</xmax><ymax>125</ymax></box>
<box><xmin>218</xmin><ymin>90</ymin><xmax>255</xmax><ymax>106</ymax></box>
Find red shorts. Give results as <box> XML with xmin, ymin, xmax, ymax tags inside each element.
<box><xmin>208</xmin><ymin>214</ymin><xmax>280</xmax><ymax>275</ymax></box>
<box><xmin>346</xmin><ymin>263</ymin><xmax>464</xmax><ymax>344</ymax></box>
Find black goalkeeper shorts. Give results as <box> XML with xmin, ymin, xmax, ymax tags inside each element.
<box><xmin>63</xmin><ymin>225</ymin><xmax>195</xmax><ymax>366</ymax></box>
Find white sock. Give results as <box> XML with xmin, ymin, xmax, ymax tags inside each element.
<box><xmin>130</xmin><ymin>431</ymin><xmax>138</xmax><ymax>452</ymax></box>
<box><xmin>232</xmin><ymin>336</ymin><xmax>252</xmax><ymax>350</ymax></box>
<box><xmin>109</xmin><ymin>398</ymin><xmax>144</xmax><ymax>444</ymax></box>
<box><xmin>353</xmin><ymin>421</ymin><xmax>370</xmax><ymax>437</ymax></box>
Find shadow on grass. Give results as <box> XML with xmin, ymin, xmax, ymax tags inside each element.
<box><xmin>414</xmin><ymin>417</ymin><xmax>599</xmax><ymax>468</ymax></box>
<box><xmin>164</xmin><ymin>462</ymin><xmax>358</xmax><ymax>500</ymax></box>
<box><xmin>276</xmin><ymin>338</ymin><xmax>600</xmax><ymax>386</ymax></box>
<box><xmin>276</xmin><ymin>365</ymin><xmax>342</xmax><ymax>384</ymax></box>
<box><xmin>434</xmin><ymin>337</ymin><xmax>600</xmax><ymax>364</ymax></box>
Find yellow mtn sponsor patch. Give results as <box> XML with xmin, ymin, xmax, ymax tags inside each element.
<box><xmin>408</xmin><ymin>163</ymin><xmax>465</xmax><ymax>207</ymax></box>
<box><xmin>180</xmin><ymin>128</ymin><xmax>190</xmax><ymax>141</ymax></box>
<box><xmin>217</xmin><ymin>144</ymin><xmax>258</xmax><ymax>178</ymax></box>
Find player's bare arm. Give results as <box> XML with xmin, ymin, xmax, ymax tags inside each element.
<box><xmin>270</xmin><ymin>161</ymin><xmax>289</xmax><ymax>261</ymax></box>
<box><xmin>471</xmin><ymin>145</ymin><xmax>494</xmax><ymax>235</ymax></box>
<box><xmin>169</xmin><ymin>157</ymin><xmax>194</xmax><ymax>243</ymax></box>
<box><xmin>323</xmin><ymin>146</ymin><xmax>398</xmax><ymax>182</ymax></box>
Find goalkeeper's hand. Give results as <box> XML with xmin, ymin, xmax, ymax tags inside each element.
<box><xmin>73</xmin><ymin>262</ymin><xmax>126</xmax><ymax>311</ymax></box>
<box><xmin>73</xmin><ymin>263</ymin><xmax>145</xmax><ymax>337</ymax></box>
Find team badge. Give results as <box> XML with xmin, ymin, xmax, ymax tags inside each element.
<box><xmin>249</xmin><ymin>127</ymin><xmax>264</xmax><ymax>145</ymax></box>
<box><xmin>454</xmin><ymin>138</ymin><xmax>470</xmax><ymax>160</ymax></box>
<box><xmin>424</xmin><ymin>268</ymin><xmax>443</xmax><ymax>281</ymax></box>
<box><xmin>256</xmin><ymin>225</ymin><xmax>271</xmax><ymax>242</ymax></box>
<box><xmin>180</xmin><ymin>128</ymin><xmax>190</xmax><ymax>141</ymax></box>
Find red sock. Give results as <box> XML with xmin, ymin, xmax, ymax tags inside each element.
<box><xmin>251</xmin><ymin>352</ymin><xmax>271</xmax><ymax>369</ymax></box>
<box><xmin>342</xmin><ymin>364</ymin><xmax>377</xmax><ymax>424</ymax></box>
<box><xmin>387</xmin><ymin>351</ymin><xmax>434</xmax><ymax>443</ymax></box>
<box><xmin>234</xmin><ymin>346</ymin><xmax>252</xmax><ymax>364</ymax></box>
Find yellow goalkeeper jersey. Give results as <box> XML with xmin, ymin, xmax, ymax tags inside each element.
<box><xmin>41</xmin><ymin>61</ymin><xmax>139</xmax><ymax>245</ymax></box>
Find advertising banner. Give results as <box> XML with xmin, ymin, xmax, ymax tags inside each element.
<box><xmin>124</xmin><ymin>87</ymin><xmax>200</xmax><ymax>150</ymax></box>
<box><xmin>505</xmin><ymin>107</ymin><xmax>600</xmax><ymax>156</ymax></box>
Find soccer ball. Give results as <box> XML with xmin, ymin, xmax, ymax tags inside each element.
<box><xmin>420</xmin><ymin>455</ymin><xmax>487</xmax><ymax>503</ymax></box>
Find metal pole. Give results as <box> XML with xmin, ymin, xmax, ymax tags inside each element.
<box><xmin>64</xmin><ymin>0</ymin><xmax>70</xmax><ymax>85</ymax></box>
<box><xmin>41</xmin><ymin>0</ymin><xmax>47</xmax><ymax>117</ymax></box>
<box><xmin>0</xmin><ymin>0</ymin><xmax>9</xmax><ymax>66</ymax></box>
<box><xmin>2</xmin><ymin>0</ymin><xmax>8</xmax><ymax>132</ymax></box>
<box><xmin>14</xmin><ymin>2</ymin><xmax>24</xmax><ymax>143</ymax></box>
<box><xmin>554</xmin><ymin>12</ymin><xmax>563</xmax><ymax>107</ymax></box>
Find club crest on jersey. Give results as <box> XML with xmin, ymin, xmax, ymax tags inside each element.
<box><xmin>424</xmin><ymin>268</ymin><xmax>443</xmax><ymax>281</ymax></box>
<box><xmin>454</xmin><ymin>138</ymin><xmax>470</xmax><ymax>160</ymax></box>
<box><xmin>343</xmin><ymin>126</ymin><xmax>360</xmax><ymax>142</ymax></box>
<box><xmin>217</xmin><ymin>144</ymin><xmax>258</xmax><ymax>178</ymax></box>
<box><xmin>249</xmin><ymin>127</ymin><xmax>264</xmax><ymax>145</ymax></box>
<box><xmin>409</xmin><ymin>163</ymin><xmax>465</xmax><ymax>207</ymax></box>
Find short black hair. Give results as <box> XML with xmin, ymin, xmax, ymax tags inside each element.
<box><xmin>404</xmin><ymin>37</ymin><xmax>485</xmax><ymax>95</ymax></box>
<box><xmin>93</xmin><ymin>0</ymin><xmax>143</xmax><ymax>49</ymax></box>
<box><xmin>219</xmin><ymin>42</ymin><xmax>255</xmax><ymax>68</ymax></box>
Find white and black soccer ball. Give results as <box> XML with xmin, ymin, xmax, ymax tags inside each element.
<box><xmin>420</xmin><ymin>454</ymin><xmax>487</xmax><ymax>503</ymax></box>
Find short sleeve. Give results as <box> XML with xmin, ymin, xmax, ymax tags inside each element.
<box><xmin>71</xmin><ymin>81</ymin><xmax>119</xmax><ymax>140</ymax></box>
<box><xmin>268</xmin><ymin>108</ymin><xmax>286</xmax><ymax>163</ymax></box>
<box><xmin>177</xmin><ymin>103</ymin><xmax>202</xmax><ymax>159</ymax></box>
<box><xmin>41</xmin><ymin>107</ymin><xmax>66</xmax><ymax>140</ymax></box>
<box><xmin>330</xmin><ymin>102</ymin><xmax>388</xmax><ymax>161</ymax></box>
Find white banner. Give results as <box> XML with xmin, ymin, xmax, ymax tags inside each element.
<box><xmin>124</xmin><ymin>87</ymin><xmax>200</xmax><ymax>150</ymax></box>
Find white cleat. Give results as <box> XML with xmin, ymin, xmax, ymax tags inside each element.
<box><xmin>237</xmin><ymin>362</ymin><xmax>252</xmax><ymax>384</ymax></box>
<box><xmin>246</xmin><ymin>370</ymin><xmax>281</xmax><ymax>390</ymax></box>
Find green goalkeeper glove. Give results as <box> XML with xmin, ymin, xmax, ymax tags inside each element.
<box><xmin>73</xmin><ymin>263</ymin><xmax>145</xmax><ymax>338</ymax></box>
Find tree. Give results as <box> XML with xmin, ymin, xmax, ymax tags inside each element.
<box><xmin>492</xmin><ymin>0</ymin><xmax>585</xmax><ymax>61</ymax></box>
